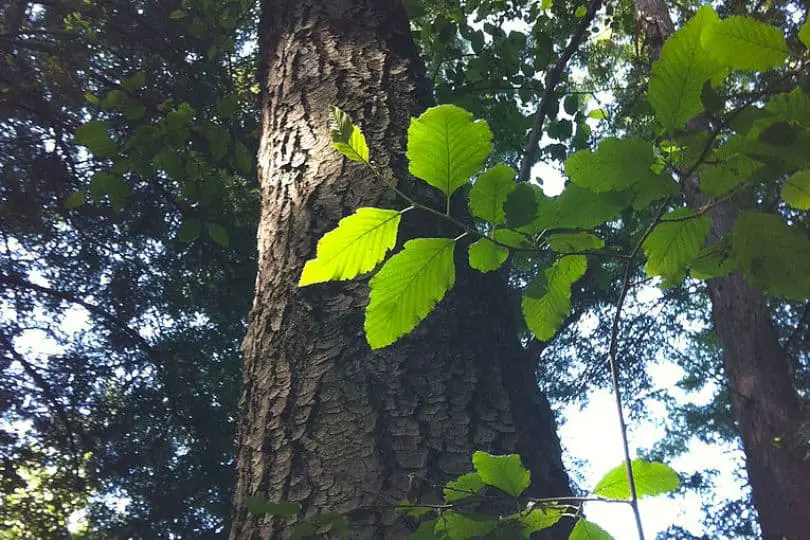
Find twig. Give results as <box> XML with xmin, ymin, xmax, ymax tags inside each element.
<box><xmin>518</xmin><ymin>0</ymin><xmax>603</xmax><ymax>184</ymax></box>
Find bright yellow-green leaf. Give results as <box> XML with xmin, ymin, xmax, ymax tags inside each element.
<box><xmin>407</xmin><ymin>105</ymin><xmax>493</xmax><ymax>197</ymax></box>
<box><xmin>517</xmin><ymin>506</ymin><xmax>564</xmax><ymax>537</ymax></box>
<box><xmin>570</xmin><ymin>519</ymin><xmax>614</xmax><ymax>540</ymax></box>
<box><xmin>643</xmin><ymin>209</ymin><xmax>711</xmax><ymax>283</ymax></box>
<box><xmin>434</xmin><ymin>511</ymin><xmax>497</xmax><ymax>538</ymax></box>
<box><xmin>299</xmin><ymin>208</ymin><xmax>401</xmax><ymax>286</ymax></box>
<box><xmin>782</xmin><ymin>170</ymin><xmax>810</xmax><ymax>210</ymax></box>
<box><xmin>691</xmin><ymin>239</ymin><xmax>736</xmax><ymax>280</ymax></box>
<box><xmin>492</xmin><ymin>229</ymin><xmax>533</xmax><ymax>249</ymax></box>
<box><xmin>472</xmin><ymin>451</ymin><xmax>530</xmax><ymax>497</ymax></box>
<box><xmin>546</xmin><ymin>232</ymin><xmax>604</xmax><ymax>253</ymax></box>
<box><xmin>649</xmin><ymin>6</ymin><xmax>725</xmax><ymax>131</ymax></box>
<box><xmin>588</xmin><ymin>108</ymin><xmax>607</xmax><ymax>120</ymax></box>
<box><xmin>468</xmin><ymin>238</ymin><xmax>509</xmax><ymax>272</ymax></box>
<box><xmin>733</xmin><ymin>211</ymin><xmax>810</xmax><ymax>299</ymax></box>
<box><xmin>800</xmin><ymin>22</ymin><xmax>810</xmax><ymax>48</ymax></box>
<box><xmin>365</xmin><ymin>238</ymin><xmax>456</xmax><ymax>349</ymax></box>
<box><xmin>444</xmin><ymin>472</ymin><xmax>484</xmax><ymax>503</ymax></box>
<box><xmin>701</xmin><ymin>16</ymin><xmax>788</xmax><ymax>72</ymax></box>
<box><xmin>469</xmin><ymin>164</ymin><xmax>517</xmax><ymax>224</ymax></box>
<box><xmin>522</xmin><ymin>255</ymin><xmax>587</xmax><ymax>340</ymax></box>
<box><xmin>565</xmin><ymin>138</ymin><xmax>658</xmax><ymax>192</ymax></box>
<box><xmin>328</xmin><ymin>106</ymin><xmax>369</xmax><ymax>163</ymax></box>
<box><xmin>592</xmin><ymin>459</ymin><xmax>680</xmax><ymax>500</ymax></box>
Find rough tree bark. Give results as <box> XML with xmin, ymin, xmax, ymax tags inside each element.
<box><xmin>635</xmin><ymin>1</ymin><xmax>810</xmax><ymax>537</ymax></box>
<box><xmin>230</xmin><ymin>1</ymin><xmax>572</xmax><ymax>538</ymax></box>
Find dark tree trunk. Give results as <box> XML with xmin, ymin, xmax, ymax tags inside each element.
<box><xmin>230</xmin><ymin>1</ymin><xmax>572</xmax><ymax>538</ymax></box>
<box><xmin>635</xmin><ymin>1</ymin><xmax>810</xmax><ymax>537</ymax></box>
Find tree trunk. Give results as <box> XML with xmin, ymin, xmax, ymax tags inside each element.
<box><xmin>230</xmin><ymin>1</ymin><xmax>572</xmax><ymax>538</ymax></box>
<box><xmin>635</xmin><ymin>1</ymin><xmax>810</xmax><ymax>537</ymax></box>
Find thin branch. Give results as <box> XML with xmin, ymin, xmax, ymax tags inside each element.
<box><xmin>518</xmin><ymin>0</ymin><xmax>603</xmax><ymax>184</ymax></box>
<box><xmin>606</xmin><ymin>198</ymin><xmax>672</xmax><ymax>540</ymax></box>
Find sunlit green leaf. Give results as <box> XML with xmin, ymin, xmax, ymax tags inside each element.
<box><xmin>365</xmin><ymin>238</ymin><xmax>456</xmax><ymax>349</ymax></box>
<box><xmin>592</xmin><ymin>459</ymin><xmax>680</xmax><ymax>500</ymax></box>
<box><xmin>444</xmin><ymin>472</ymin><xmax>485</xmax><ymax>503</ymax></box>
<box><xmin>546</xmin><ymin>232</ymin><xmax>604</xmax><ymax>253</ymax></box>
<box><xmin>522</xmin><ymin>256</ymin><xmax>587</xmax><ymax>341</ymax></box>
<box><xmin>570</xmin><ymin>519</ymin><xmax>614</xmax><ymax>540</ymax></box>
<box><xmin>469</xmin><ymin>164</ymin><xmax>517</xmax><ymax>225</ymax></box>
<box><xmin>701</xmin><ymin>16</ymin><xmax>788</xmax><ymax>72</ymax></box>
<box><xmin>472</xmin><ymin>452</ymin><xmax>530</xmax><ymax>497</ymax></box>
<box><xmin>643</xmin><ymin>209</ymin><xmax>711</xmax><ymax>283</ymax></box>
<box><xmin>516</xmin><ymin>506</ymin><xmax>563</xmax><ymax>537</ymax></box>
<box><xmin>407</xmin><ymin>105</ymin><xmax>493</xmax><ymax>197</ymax></box>
<box><xmin>328</xmin><ymin>106</ymin><xmax>369</xmax><ymax>163</ymax></box>
<box><xmin>468</xmin><ymin>238</ymin><xmax>509</xmax><ymax>272</ymax></box>
<box><xmin>75</xmin><ymin>120</ymin><xmax>117</xmax><ymax>157</ymax></box>
<box><xmin>781</xmin><ymin>170</ymin><xmax>810</xmax><ymax>210</ymax></box>
<box><xmin>800</xmin><ymin>21</ymin><xmax>810</xmax><ymax>48</ymax></box>
<box><xmin>565</xmin><ymin>138</ymin><xmax>657</xmax><ymax>192</ymax></box>
<box><xmin>435</xmin><ymin>511</ymin><xmax>497</xmax><ymax>539</ymax></box>
<box><xmin>649</xmin><ymin>6</ymin><xmax>725</xmax><ymax>131</ymax></box>
<box><xmin>300</xmin><ymin>208</ymin><xmax>401</xmax><ymax>286</ymax></box>
<box><xmin>733</xmin><ymin>212</ymin><xmax>810</xmax><ymax>299</ymax></box>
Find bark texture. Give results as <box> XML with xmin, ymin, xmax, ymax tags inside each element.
<box><xmin>230</xmin><ymin>1</ymin><xmax>572</xmax><ymax>538</ymax></box>
<box><xmin>635</xmin><ymin>1</ymin><xmax>810</xmax><ymax>537</ymax></box>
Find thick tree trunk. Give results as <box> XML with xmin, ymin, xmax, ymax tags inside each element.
<box><xmin>635</xmin><ymin>1</ymin><xmax>810</xmax><ymax>537</ymax></box>
<box><xmin>230</xmin><ymin>1</ymin><xmax>572</xmax><ymax>538</ymax></box>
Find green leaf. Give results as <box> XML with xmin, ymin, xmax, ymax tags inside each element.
<box><xmin>700</xmin><ymin>137</ymin><xmax>763</xmax><ymax>196</ymax></box>
<box><xmin>64</xmin><ymin>191</ymin><xmax>85</xmax><ymax>210</ymax></box>
<box><xmin>765</xmin><ymin>88</ymin><xmax>810</xmax><ymax>127</ymax></box>
<box><xmin>516</xmin><ymin>506</ymin><xmax>563</xmax><ymax>537</ymax></box>
<box><xmin>244</xmin><ymin>496</ymin><xmax>299</xmax><ymax>517</ymax></box>
<box><xmin>395</xmin><ymin>499</ymin><xmax>432</xmax><ymax>518</ymax></box>
<box><xmin>492</xmin><ymin>229</ymin><xmax>533</xmax><ymax>249</ymax></box>
<box><xmin>504</xmin><ymin>183</ymin><xmax>540</xmax><ymax>227</ymax></box>
<box><xmin>407</xmin><ymin>105</ymin><xmax>493</xmax><ymax>197</ymax></box>
<box><xmin>570</xmin><ymin>519</ymin><xmax>614</xmax><ymax>540</ymax></box>
<box><xmin>469</xmin><ymin>164</ymin><xmax>517</xmax><ymax>225</ymax></box>
<box><xmin>206</xmin><ymin>223</ymin><xmax>230</xmax><ymax>247</ymax></box>
<box><xmin>299</xmin><ymin>208</ymin><xmax>401</xmax><ymax>286</ymax></box>
<box><xmin>234</xmin><ymin>141</ymin><xmax>253</xmax><ymax>175</ymax></box>
<box><xmin>169</xmin><ymin>9</ymin><xmax>186</xmax><ymax>20</ymax></box>
<box><xmin>435</xmin><ymin>512</ymin><xmax>497</xmax><ymax>539</ymax></box>
<box><xmin>575</xmin><ymin>6</ymin><xmax>587</xmax><ymax>17</ymax></box>
<box><xmin>630</xmin><ymin>174</ymin><xmax>679</xmax><ymax>210</ymax></box>
<box><xmin>309</xmin><ymin>512</ymin><xmax>348</xmax><ymax>537</ymax></box>
<box><xmin>691</xmin><ymin>238</ymin><xmax>736</xmax><ymax>280</ymax></box>
<box><xmin>733</xmin><ymin>212</ymin><xmax>810</xmax><ymax>299</ymax></box>
<box><xmin>782</xmin><ymin>170</ymin><xmax>810</xmax><ymax>210</ymax></box>
<box><xmin>649</xmin><ymin>6</ymin><xmax>725</xmax><ymax>131</ymax></box>
<box><xmin>122</xmin><ymin>71</ymin><xmax>146</xmax><ymax>90</ymax></box>
<box><xmin>800</xmin><ymin>22</ymin><xmax>810</xmax><ymax>48</ymax></box>
<box><xmin>89</xmin><ymin>172</ymin><xmax>130</xmax><ymax>211</ymax></box>
<box><xmin>444</xmin><ymin>472</ymin><xmax>485</xmax><ymax>503</ymax></box>
<box><xmin>565</xmin><ymin>138</ymin><xmax>657</xmax><ymax>192</ymax></box>
<box><xmin>290</xmin><ymin>522</ymin><xmax>317</xmax><ymax>539</ymax></box>
<box><xmin>468</xmin><ymin>238</ymin><xmax>509</xmax><ymax>273</ymax></box>
<box><xmin>552</xmin><ymin>186</ymin><xmax>626</xmax><ymax>229</ymax></box>
<box><xmin>588</xmin><ymin>109</ymin><xmax>607</xmax><ymax>120</ymax></box>
<box><xmin>592</xmin><ymin>459</ymin><xmax>680</xmax><ymax>500</ymax></box>
<box><xmin>217</xmin><ymin>94</ymin><xmax>239</xmax><ymax>119</ymax></box>
<box><xmin>328</xmin><ymin>106</ymin><xmax>369</xmax><ymax>163</ymax></box>
<box><xmin>546</xmin><ymin>232</ymin><xmax>604</xmax><ymax>253</ymax></box>
<box><xmin>472</xmin><ymin>452</ymin><xmax>530</xmax><ymax>497</ymax></box>
<box><xmin>701</xmin><ymin>16</ymin><xmax>788</xmax><ymax>72</ymax></box>
<box><xmin>205</xmin><ymin>124</ymin><xmax>230</xmax><ymax>162</ymax></box>
<box><xmin>75</xmin><ymin>120</ymin><xmax>117</xmax><ymax>158</ymax></box>
<box><xmin>365</xmin><ymin>238</ymin><xmax>456</xmax><ymax>349</ymax></box>
<box><xmin>643</xmin><ymin>209</ymin><xmax>710</xmax><ymax>284</ymax></box>
<box><xmin>522</xmin><ymin>256</ymin><xmax>587</xmax><ymax>340</ymax></box>
<box><xmin>178</xmin><ymin>218</ymin><xmax>202</xmax><ymax>243</ymax></box>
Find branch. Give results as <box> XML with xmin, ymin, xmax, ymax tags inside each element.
<box><xmin>518</xmin><ymin>0</ymin><xmax>603</xmax><ymax>184</ymax></box>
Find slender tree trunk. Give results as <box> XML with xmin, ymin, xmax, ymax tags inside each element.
<box><xmin>230</xmin><ymin>1</ymin><xmax>572</xmax><ymax>538</ymax></box>
<box><xmin>635</xmin><ymin>1</ymin><xmax>810</xmax><ymax>537</ymax></box>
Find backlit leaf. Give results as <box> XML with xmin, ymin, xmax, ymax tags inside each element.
<box><xmin>328</xmin><ymin>106</ymin><xmax>369</xmax><ymax>163</ymax></box>
<box><xmin>565</xmin><ymin>138</ymin><xmax>658</xmax><ymax>192</ymax></box>
<box><xmin>444</xmin><ymin>472</ymin><xmax>485</xmax><ymax>503</ymax></box>
<box><xmin>781</xmin><ymin>170</ymin><xmax>810</xmax><ymax>210</ymax></box>
<box><xmin>546</xmin><ymin>232</ymin><xmax>604</xmax><ymax>253</ymax></box>
<box><xmin>592</xmin><ymin>459</ymin><xmax>680</xmax><ymax>500</ymax></box>
<box><xmin>300</xmin><ymin>208</ymin><xmax>401</xmax><ymax>286</ymax></box>
<box><xmin>468</xmin><ymin>238</ymin><xmax>509</xmax><ymax>272</ymax></box>
<box><xmin>570</xmin><ymin>519</ymin><xmax>614</xmax><ymax>540</ymax></box>
<box><xmin>733</xmin><ymin>212</ymin><xmax>810</xmax><ymax>299</ymax></box>
<box><xmin>701</xmin><ymin>16</ymin><xmax>788</xmax><ymax>72</ymax></box>
<box><xmin>643</xmin><ymin>209</ymin><xmax>711</xmax><ymax>283</ymax></box>
<box><xmin>522</xmin><ymin>256</ymin><xmax>587</xmax><ymax>340</ymax></box>
<box><xmin>407</xmin><ymin>105</ymin><xmax>493</xmax><ymax>197</ymax></box>
<box><xmin>365</xmin><ymin>238</ymin><xmax>456</xmax><ymax>349</ymax></box>
<box><xmin>472</xmin><ymin>451</ymin><xmax>530</xmax><ymax>497</ymax></box>
<box><xmin>469</xmin><ymin>164</ymin><xmax>517</xmax><ymax>225</ymax></box>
